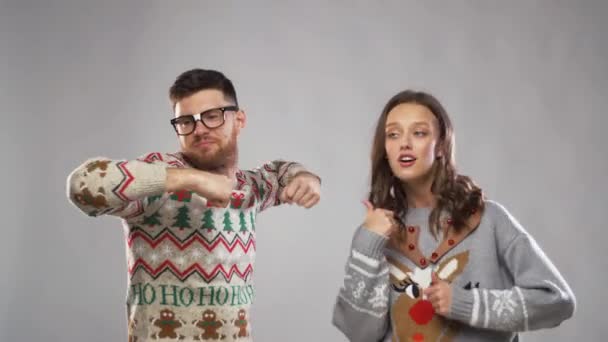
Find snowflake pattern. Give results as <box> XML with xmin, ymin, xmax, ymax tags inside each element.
<box><xmin>149</xmin><ymin>252</ymin><xmax>160</xmax><ymax>263</ymax></box>
<box><xmin>202</xmin><ymin>255</ymin><xmax>216</xmax><ymax>268</ymax></box>
<box><xmin>368</xmin><ymin>284</ymin><xmax>388</xmax><ymax>309</ymax></box>
<box><xmin>161</xmin><ymin>244</ymin><xmax>173</xmax><ymax>257</ymax></box>
<box><xmin>490</xmin><ymin>290</ymin><xmax>517</xmax><ymax>317</ymax></box>
<box><xmin>353</xmin><ymin>281</ymin><xmax>365</xmax><ymax>299</ymax></box>
<box><xmin>214</xmin><ymin>249</ymin><xmax>227</xmax><ymax>263</ymax></box>
<box><xmin>175</xmin><ymin>256</ymin><xmax>187</xmax><ymax>267</ymax></box>
<box><xmin>133</xmin><ymin>244</ymin><xmax>146</xmax><ymax>256</ymax></box>
<box><xmin>497</xmin><ymin>308</ymin><xmax>520</xmax><ymax>330</ymax></box>
<box><xmin>230</xmin><ymin>248</ymin><xmax>244</xmax><ymax>263</ymax></box>
<box><xmin>190</xmin><ymin>248</ymin><xmax>204</xmax><ymax>260</ymax></box>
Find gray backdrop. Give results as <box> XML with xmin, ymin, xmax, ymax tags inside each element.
<box><xmin>1</xmin><ymin>0</ymin><xmax>606</xmax><ymax>341</ymax></box>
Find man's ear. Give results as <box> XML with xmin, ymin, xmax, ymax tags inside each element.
<box><xmin>235</xmin><ymin>109</ymin><xmax>247</xmax><ymax>131</ymax></box>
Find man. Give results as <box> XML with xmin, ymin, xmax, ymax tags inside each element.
<box><xmin>67</xmin><ymin>69</ymin><xmax>321</xmax><ymax>341</ymax></box>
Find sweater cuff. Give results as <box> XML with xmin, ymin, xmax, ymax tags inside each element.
<box><xmin>280</xmin><ymin>162</ymin><xmax>308</xmax><ymax>187</ymax></box>
<box><xmin>126</xmin><ymin>162</ymin><xmax>167</xmax><ymax>197</ymax></box>
<box><xmin>352</xmin><ymin>226</ymin><xmax>389</xmax><ymax>259</ymax></box>
<box><xmin>447</xmin><ymin>286</ymin><xmax>476</xmax><ymax>325</ymax></box>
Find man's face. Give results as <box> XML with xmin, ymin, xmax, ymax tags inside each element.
<box><xmin>174</xmin><ymin>89</ymin><xmax>245</xmax><ymax>169</ymax></box>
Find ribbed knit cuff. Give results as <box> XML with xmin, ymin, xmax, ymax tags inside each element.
<box><xmin>447</xmin><ymin>286</ymin><xmax>476</xmax><ymax>325</ymax></box>
<box><xmin>280</xmin><ymin>162</ymin><xmax>307</xmax><ymax>187</ymax></box>
<box><xmin>352</xmin><ymin>226</ymin><xmax>389</xmax><ymax>259</ymax></box>
<box><xmin>125</xmin><ymin>161</ymin><xmax>167</xmax><ymax>198</ymax></box>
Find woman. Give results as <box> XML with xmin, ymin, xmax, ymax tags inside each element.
<box><xmin>332</xmin><ymin>90</ymin><xmax>575</xmax><ymax>341</ymax></box>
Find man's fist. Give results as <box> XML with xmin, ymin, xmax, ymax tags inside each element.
<box><xmin>279</xmin><ymin>172</ymin><xmax>321</xmax><ymax>209</ymax></box>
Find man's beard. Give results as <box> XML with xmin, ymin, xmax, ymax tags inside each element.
<box><xmin>184</xmin><ymin>132</ymin><xmax>238</xmax><ymax>171</ymax></box>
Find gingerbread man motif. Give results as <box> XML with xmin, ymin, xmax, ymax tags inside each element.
<box><xmin>128</xmin><ymin>319</ymin><xmax>137</xmax><ymax>342</ymax></box>
<box><xmin>232</xmin><ymin>309</ymin><xmax>249</xmax><ymax>339</ymax></box>
<box><xmin>149</xmin><ymin>309</ymin><xmax>185</xmax><ymax>340</ymax></box>
<box><xmin>193</xmin><ymin>309</ymin><xmax>226</xmax><ymax>340</ymax></box>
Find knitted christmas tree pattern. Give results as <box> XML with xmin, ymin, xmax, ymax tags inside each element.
<box><xmin>128</xmin><ymin>208</ymin><xmax>255</xmax><ymax>283</ymax></box>
<box><xmin>139</xmin><ymin>208</ymin><xmax>253</xmax><ymax>236</ymax></box>
<box><xmin>223</xmin><ymin>211</ymin><xmax>235</xmax><ymax>234</ymax></box>
<box><xmin>172</xmin><ymin>206</ymin><xmax>192</xmax><ymax>230</ymax></box>
<box><xmin>147</xmin><ymin>194</ymin><xmax>162</xmax><ymax>204</ymax></box>
<box><xmin>201</xmin><ymin>209</ymin><xmax>216</xmax><ymax>232</ymax></box>
<box><xmin>143</xmin><ymin>211</ymin><xmax>162</xmax><ymax>227</ymax></box>
<box><xmin>249</xmin><ymin>212</ymin><xmax>255</xmax><ymax>232</ymax></box>
<box><xmin>239</xmin><ymin>212</ymin><xmax>248</xmax><ymax>234</ymax></box>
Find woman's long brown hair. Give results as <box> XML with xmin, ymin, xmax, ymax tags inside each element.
<box><xmin>368</xmin><ymin>90</ymin><xmax>484</xmax><ymax>238</ymax></box>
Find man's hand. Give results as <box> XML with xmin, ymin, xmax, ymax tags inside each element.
<box><xmin>166</xmin><ymin>168</ymin><xmax>235</xmax><ymax>207</ymax></box>
<box><xmin>279</xmin><ymin>172</ymin><xmax>321</xmax><ymax>208</ymax></box>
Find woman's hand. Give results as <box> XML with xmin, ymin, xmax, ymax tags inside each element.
<box><xmin>362</xmin><ymin>200</ymin><xmax>398</xmax><ymax>237</ymax></box>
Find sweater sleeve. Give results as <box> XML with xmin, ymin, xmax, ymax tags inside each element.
<box><xmin>447</xmin><ymin>202</ymin><xmax>576</xmax><ymax>332</ymax></box>
<box><xmin>245</xmin><ymin>160</ymin><xmax>319</xmax><ymax>212</ymax></box>
<box><xmin>66</xmin><ymin>153</ymin><xmax>173</xmax><ymax>220</ymax></box>
<box><xmin>332</xmin><ymin>226</ymin><xmax>391</xmax><ymax>342</ymax></box>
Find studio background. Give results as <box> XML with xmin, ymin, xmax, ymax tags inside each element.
<box><xmin>1</xmin><ymin>1</ymin><xmax>606</xmax><ymax>340</ymax></box>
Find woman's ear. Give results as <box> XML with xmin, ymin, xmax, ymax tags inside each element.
<box><xmin>435</xmin><ymin>144</ymin><xmax>444</xmax><ymax>160</ymax></box>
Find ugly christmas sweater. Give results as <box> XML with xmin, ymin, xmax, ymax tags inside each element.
<box><xmin>332</xmin><ymin>200</ymin><xmax>575</xmax><ymax>342</ymax></box>
<box><xmin>67</xmin><ymin>152</ymin><xmax>311</xmax><ymax>342</ymax></box>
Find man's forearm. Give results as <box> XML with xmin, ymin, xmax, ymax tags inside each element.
<box><xmin>166</xmin><ymin>167</ymin><xmax>234</xmax><ymax>207</ymax></box>
<box><xmin>67</xmin><ymin>158</ymin><xmax>167</xmax><ymax>217</ymax></box>
<box><xmin>166</xmin><ymin>168</ymin><xmax>195</xmax><ymax>192</ymax></box>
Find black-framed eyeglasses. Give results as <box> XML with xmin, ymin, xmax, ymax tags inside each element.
<box><xmin>170</xmin><ymin>106</ymin><xmax>239</xmax><ymax>135</ymax></box>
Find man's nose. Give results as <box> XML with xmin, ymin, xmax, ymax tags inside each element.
<box><xmin>192</xmin><ymin>119</ymin><xmax>210</xmax><ymax>135</ymax></box>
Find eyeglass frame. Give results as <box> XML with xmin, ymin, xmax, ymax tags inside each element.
<box><xmin>170</xmin><ymin>105</ymin><xmax>239</xmax><ymax>135</ymax></box>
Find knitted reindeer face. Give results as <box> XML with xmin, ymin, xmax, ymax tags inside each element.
<box><xmin>388</xmin><ymin>251</ymin><xmax>469</xmax><ymax>342</ymax></box>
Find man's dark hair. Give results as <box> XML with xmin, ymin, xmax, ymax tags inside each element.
<box><xmin>169</xmin><ymin>69</ymin><xmax>238</xmax><ymax>108</ymax></box>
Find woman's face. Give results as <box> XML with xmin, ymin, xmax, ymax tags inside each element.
<box><xmin>385</xmin><ymin>103</ymin><xmax>441</xmax><ymax>184</ymax></box>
